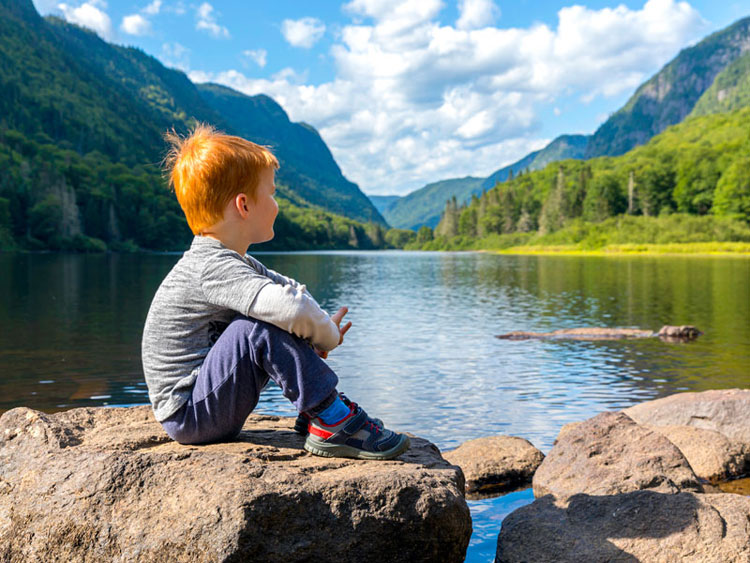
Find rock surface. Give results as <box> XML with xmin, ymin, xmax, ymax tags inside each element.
<box><xmin>443</xmin><ymin>436</ymin><xmax>544</xmax><ymax>496</ymax></box>
<box><xmin>625</xmin><ymin>388</ymin><xmax>750</xmax><ymax>444</ymax></box>
<box><xmin>496</xmin><ymin>325</ymin><xmax>701</xmax><ymax>341</ymax></box>
<box><xmin>0</xmin><ymin>406</ymin><xmax>471</xmax><ymax>563</ymax></box>
<box><xmin>496</xmin><ymin>327</ymin><xmax>654</xmax><ymax>340</ymax></box>
<box><xmin>533</xmin><ymin>411</ymin><xmax>702</xmax><ymax>499</ymax></box>
<box><xmin>497</xmin><ymin>490</ymin><xmax>750</xmax><ymax>563</ymax></box>
<box><xmin>647</xmin><ymin>424</ymin><xmax>749</xmax><ymax>483</ymax></box>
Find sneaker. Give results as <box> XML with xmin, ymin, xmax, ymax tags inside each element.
<box><xmin>294</xmin><ymin>393</ymin><xmax>382</xmax><ymax>436</ymax></box>
<box><xmin>304</xmin><ymin>403</ymin><xmax>410</xmax><ymax>460</ymax></box>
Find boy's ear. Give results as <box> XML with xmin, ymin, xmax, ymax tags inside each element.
<box><xmin>235</xmin><ymin>193</ymin><xmax>249</xmax><ymax>217</ymax></box>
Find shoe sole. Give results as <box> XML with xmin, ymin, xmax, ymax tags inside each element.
<box><xmin>304</xmin><ymin>434</ymin><xmax>411</xmax><ymax>460</ymax></box>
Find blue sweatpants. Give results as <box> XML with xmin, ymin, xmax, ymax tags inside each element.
<box><xmin>161</xmin><ymin>316</ymin><xmax>339</xmax><ymax>444</ymax></box>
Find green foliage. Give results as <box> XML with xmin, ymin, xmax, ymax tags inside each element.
<box><xmin>586</xmin><ymin>16</ymin><xmax>750</xmax><ymax>158</ymax></box>
<box><xmin>0</xmin><ymin>1</ymin><xmax>387</xmax><ymax>252</ymax></box>
<box><xmin>691</xmin><ymin>52</ymin><xmax>750</xmax><ymax>117</ymax></box>
<box><xmin>415</xmin><ymin>225</ymin><xmax>434</xmax><ymax>245</ymax></box>
<box><xmin>713</xmin><ymin>157</ymin><xmax>750</xmax><ymax>216</ymax></box>
<box><xmin>582</xmin><ymin>172</ymin><xmax>627</xmax><ymax>222</ymax></box>
<box><xmin>382</xmin><ymin>177</ymin><xmax>482</xmax><ymax>230</ymax></box>
<box><xmin>384</xmin><ymin>228</ymin><xmax>416</xmax><ymax>248</ymax></box>
<box><xmin>427</xmin><ymin>106</ymin><xmax>750</xmax><ymax>251</ymax></box>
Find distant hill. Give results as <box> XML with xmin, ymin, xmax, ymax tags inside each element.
<box><xmin>481</xmin><ymin>135</ymin><xmax>589</xmax><ymax>191</ymax></box>
<box><xmin>690</xmin><ymin>51</ymin><xmax>750</xmax><ymax>117</ymax></box>
<box><xmin>197</xmin><ymin>84</ymin><xmax>385</xmax><ymax>225</ymax></box>
<box><xmin>585</xmin><ymin>16</ymin><xmax>750</xmax><ymax>158</ymax></box>
<box><xmin>0</xmin><ymin>0</ymin><xmax>386</xmax><ymax>251</ymax></box>
<box><xmin>383</xmin><ymin>134</ymin><xmax>587</xmax><ymax>231</ymax></box>
<box><xmin>368</xmin><ymin>195</ymin><xmax>401</xmax><ymax>216</ymax></box>
<box><xmin>382</xmin><ymin>177</ymin><xmax>483</xmax><ymax>230</ymax></box>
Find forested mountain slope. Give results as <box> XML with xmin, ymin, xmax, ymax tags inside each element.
<box><xmin>690</xmin><ymin>51</ymin><xmax>750</xmax><ymax>117</ymax></box>
<box><xmin>0</xmin><ymin>0</ymin><xmax>385</xmax><ymax>251</ymax></box>
<box><xmin>382</xmin><ymin>177</ymin><xmax>483</xmax><ymax>230</ymax></box>
<box><xmin>585</xmin><ymin>16</ymin><xmax>750</xmax><ymax>158</ymax></box>
<box><xmin>431</xmin><ymin>106</ymin><xmax>750</xmax><ymax>245</ymax></box>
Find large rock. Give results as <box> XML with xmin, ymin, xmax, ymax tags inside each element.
<box><xmin>647</xmin><ymin>424</ymin><xmax>750</xmax><ymax>483</ymax></box>
<box><xmin>496</xmin><ymin>490</ymin><xmax>750</xmax><ymax>562</ymax></box>
<box><xmin>443</xmin><ymin>436</ymin><xmax>544</xmax><ymax>496</ymax></box>
<box><xmin>0</xmin><ymin>406</ymin><xmax>471</xmax><ymax>563</ymax></box>
<box><xmin>624</xmin><ymin>388</ymin><xmax>750</xmax><ymax>444</ymax></box>
<box><xmin>533</xmin><ymin>411</ymin><xmax>702</xmax><ymax>499</ymax></box>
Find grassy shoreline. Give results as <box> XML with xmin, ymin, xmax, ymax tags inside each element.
<box><xmin>495</xmin><ymin>242</ymin><xmax>750</xmax><ymax>256</ymax></box>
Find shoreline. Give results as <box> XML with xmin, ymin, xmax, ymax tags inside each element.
<box><xmin>492</xmin><ymin>242</ymin><xmax>750</xmax><ymax>257</ymax></box>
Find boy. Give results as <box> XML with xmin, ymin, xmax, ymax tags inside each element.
<box><xmin>141</xmin><ymin>124</ymin><xmax>409</xmax><ymax>460</ymax></box>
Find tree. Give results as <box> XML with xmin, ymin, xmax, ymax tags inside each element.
<box><xmin>539</xmin><ymin>166</ymin><xmax>568</xmax><ymax>234</ymax></box>
<box><xmin>416</xmin><ymin>225</ymin><xmax>433</xmax><ymax>244</ymax></box>
<box><xmin>583</xmin><ymin>172</ymin><xmax>627</xmax><ymax>222</ymax></box>
<box><xmin>435</xmin><ymin>196</ymin><xmax>459</xmax><ymax>237</ymax></box>
<box><xmin>713</xmin><ymin>157</ymin><xmax>750</xmax><ymax>219</ymax></box>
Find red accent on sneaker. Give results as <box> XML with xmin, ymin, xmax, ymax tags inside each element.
<box><xmin>308</xmin><ymin>425</ymin><xmax>334</xmax><ymax>439</ymax></box>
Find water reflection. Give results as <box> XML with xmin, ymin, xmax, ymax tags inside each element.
<box><xmin>1</xmin><ymin>251</ymin><xmax>748</xmax><ymax>563</ymax></box>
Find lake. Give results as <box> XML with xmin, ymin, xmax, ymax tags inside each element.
<box><xmin>2</xmin><ymin>250</ymin><xmax>749</xmax><ymax>562</ymax></box>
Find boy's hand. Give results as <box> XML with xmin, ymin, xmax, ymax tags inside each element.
<box><xmin>315</xmin><ymin>306</ymin><xmax>352</xmax><ymax>359</ymax></box>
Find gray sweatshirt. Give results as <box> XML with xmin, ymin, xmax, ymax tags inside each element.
<box><xmin>141</xmin><ymin>236</ymin><xmax>339</xmax><ymax>422</ymax></box>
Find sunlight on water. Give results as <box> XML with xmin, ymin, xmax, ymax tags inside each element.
<box><xmin>1</xmin><ymin>251</ymin><xmax>749</xmax><ymax>562</ymax></box>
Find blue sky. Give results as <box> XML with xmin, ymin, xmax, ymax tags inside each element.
<box><xmin>32</xmin><ymin>0</ymin><xmax>750</xmax><ymax>195</ymax></box>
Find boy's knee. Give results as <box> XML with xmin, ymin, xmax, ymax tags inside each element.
<box><xmin>229</xmin><ymin>315</ymin><xmax>304</xmax><ymax>347</ymax></box>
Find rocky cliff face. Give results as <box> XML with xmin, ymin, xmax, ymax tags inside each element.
<box><xmin>0</xmin><ymin>406</ymin><xmax>471</xmax><ymax>562</ymax></box>
<box><xmin>585</xmin><ymin>16</ymin><xmax>750</xmax><ymax>158</ymax></box>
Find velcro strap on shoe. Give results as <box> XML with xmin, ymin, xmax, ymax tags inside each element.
<box><xmin>341</xmin><ymin>408</ymin><xmax>368</xmax><ymax>435</ymax></box>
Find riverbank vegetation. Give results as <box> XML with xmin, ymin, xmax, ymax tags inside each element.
<box><xmin>407</xmin><ymin>108</ymin><xmax>750</xmax><ymax>254</ymax></box>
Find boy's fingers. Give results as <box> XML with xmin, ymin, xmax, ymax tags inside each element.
<box><xmin>340</xmin><ymin>321</ymin><xmax>352</xmax><ymax>336</ymax></box>
<box><xmin>331</xmin><ymin>306</ymin><xmax>349</xmax><ymax>324</ymax></box>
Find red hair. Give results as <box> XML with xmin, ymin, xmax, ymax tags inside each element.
<box><xmin>164</xmin><ymin>124</ymin><xmax>279</xmax><ymax>234</ymax></box>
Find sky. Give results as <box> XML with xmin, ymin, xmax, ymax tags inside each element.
<box><xmin>30</xmin><ymin>0</ymin><xmax>750</xmax><ymax>196</ymax></box>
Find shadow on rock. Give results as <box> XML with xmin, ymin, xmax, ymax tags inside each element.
<box><xmin>496</xmin><ymin>489</ymin><xmax>750</xmax><ymax>562</ymax></box>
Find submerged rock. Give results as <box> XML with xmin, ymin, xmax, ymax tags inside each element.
<box><xmin>0</xmin><ymin>406</ymin><xmax>471</xmax><ymax>563</ymax></box>
<box><xmin>497</xmin><ymin>490</ymin><xmax>750</xmax><ymax>563</ymax></box>
<box><xmin>532</xmin><ymin>411</ymin><xmax>702</xmax><ymax>499</ymax></box>
<box><xmin>496</xmin><ymin>325</ymin><xmax>701</xmax><ymax>341</ymax></box>
<box><xmin>443</xmin><ymin>436</ymin><xmax>544</xmax><ymax>496</ymax></box>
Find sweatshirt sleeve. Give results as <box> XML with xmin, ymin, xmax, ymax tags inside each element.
<box><xmin>248</xmin><ymin>283</ymin><xmax>341</xmax><ymax>351</ymax></box>
<box><xmin>244</xmin><ymin>254</ymin><xmax>315</xmax><ymax>299</ymax></box>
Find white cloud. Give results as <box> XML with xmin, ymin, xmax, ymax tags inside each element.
<box><xmin>121</xmin><ymin>13</ymin><xmax>150</xmax><ymax>35</ymax></box>
<box><xmin>143</xmin><ymin>0</ymin><xmax>161</xmax><ymax>15</ymax></box>
<box><xmin>161</xmin><ymin>42</ymin><xmax>190</xmax><ymax>72</ymax></box>
<box><xmin>281</xmin><ymin>17</ymin><xmax>326</xmax><ymax>48</ymax></box>
<box><xmin>192</xmin><ymin>0</ymin><xmax>706</xmax><ymax>195</ymax></box>
<box><xmin>242</xmin><ymin>49</ymin><xmax>267</xmax><ymax>68</ymax></box>
<box><xmin>196</xmin><ymin>2</ymin><xmax>230</xmax><ymax>38</ymax></box>
<box><xmin>456</xmin><ymin>0</ymin><xmax>500</xmax><ymax>30</ymax></box>
<box><xmin>57</xmin><ymin>1</ymin><xmax>113</xmax><ymax>40</ymax></box>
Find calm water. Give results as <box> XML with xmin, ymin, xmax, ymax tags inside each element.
<box><xmin>2</xmin><ymin>251</ymin><xmax>749</xmax><ymax>562</ymax></box>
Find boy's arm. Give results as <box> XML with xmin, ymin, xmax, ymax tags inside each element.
<box><xmin>201</xmin><ymin>251</ymin><xmax>340</xmax><ymax>351</ymax></box>
<box><xmin>248</xmin><ymin>283</ymin><xmax>341</xmax><ymax>352</ymax></box>
<box><xmin>245</xmin><ymin>255</ymin><xmax>314</xmax><ymax>299</ymax></box>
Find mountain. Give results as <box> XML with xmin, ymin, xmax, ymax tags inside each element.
<box><xmin>430</xmin><ymin>105</ymin><xmax>750</xmax><ymax>246</ymax></box>
<box><xmin>382</xmin><ymin>177</ymin><xmax>483</xmax><ymax>230</ymax></box>
<box><xmin>368</xmin><ymin>195</ymin><xmax>401</xmax><ymax>216</ymax></box>
<box><xmin>196</xmin><ymin>84</ymin><xmax>385</xmax><ymax>226</ymax></box>
<box><xmin>382</xmin><ymin>134</ymin><xmax>588</xmax><ymax>231</ymax></box>
<box><xmin>690</xmin><ymin>51</ymin><xmax>750</xmax><ymax>117</ymax></box>
<box><xmin>0</xmin><ymin>0</ymin><xmax>386</xmax><ymax>251</ymax></box>
<box><xmin>481</xmin><ymin>134</ymin><xmax>589</xmax><ymax>191</ymax></box>
<box><xmin>585</xmin><ymin>16</ymin><xmax>750</xmax><ymax>158</ymax></box>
